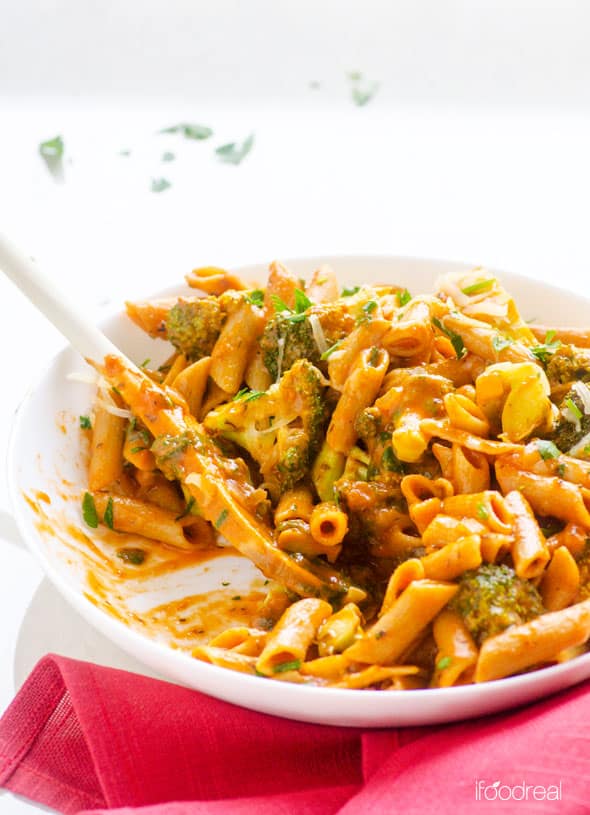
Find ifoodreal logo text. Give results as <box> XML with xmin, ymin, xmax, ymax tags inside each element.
<box><xmin>475</xmin><ymin>779</ymin><xmax>562</xmax><ymax>802</ymax></box>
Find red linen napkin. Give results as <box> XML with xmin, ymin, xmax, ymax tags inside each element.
<box><xmin>1</xmin><ymin>655</ymin><xmax>589</xmax><ymax>815</ymax></box>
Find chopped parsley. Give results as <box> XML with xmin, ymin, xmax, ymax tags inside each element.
<box><xmin>476</xmin><ymin>502</ymin><xmax>489</xmax><ymax>521</ymax></box>
<box><xmin>461</xmin><ymin>279</ymin><xmax>495</xmax><ymax>296</ymax></box>
<box><xmin>117</xmin><ymin>548</ymin><xmax>146</xmax><ymax>566</ymax></box>
<box><xmin>246</xmin><ymin>289</ymin><xmax>265</xmax><ymax>307</ymax></box>
<box><xmin>398</xmin><ymin>288</ymin><xmax>412</xmax><ymax>306</ymax></box>
<box><xmin>232</xmin><ymin>595</ymin><xmax>242</xmax><ymax>601</ymax></box>
<box><xmin>79</xmin><ymin>415</ymin><xmax>92</xmax><ymax>430</ymax></box>
<box><xmin>436</xmin><ymin>656</ymin><xmax>452</xmax><ymax>671</ymax></box>
<box><xmin>432</xmin><ymin>317</ymin><xmax>466</xmax><ymax>359</ymax></box>
<box><xmin>273</xmin><ymin>659</ymin><xmax>301</xmax><ymax>673</ymax></box>
<box><xmin>584</xmin><ymin>445</ymin><xmax>590</xmax><ymax>456</ymax></box>
<box><xmin>536</xmin><ymin>439</ymin><xmax>561</xmax><ymax>460</ymax></box>
<box><xmin>159</xmin><ymin>123</ymin><xmax>213</xmax><ymax>140</ymax></box>
<box><xmin>215</xmin><ymin>508</ymin><xmax>229</xmax><ymax>529</ymax></box>
<box><xmin>492</xmin><ymin>334</ymin><xmax>514</xmax><ymax>353</ymax></box>
<box><xmin>221</xmin><ymin>581</ymin><xmax>230</xmax><ymax>587</ymax></box>
<box><xmin>82</xmin><ymin>492</ymin><xmax>98</xmax><ymax>528</ymax></box>
<box><xmin>103</xmin><ymin>497</ymin><xmax>114</xmax><ymax>530</ymax></box>
<box><xmin>39</xmin><ymin>135</ymin><xmax>64</xmax><ymax>177</ymax></box>
<box><xmin>130</xmin><ymin>446</ymin><xmax>146</xmax><ymax>454</ymax></box>
<box><xmin>271</xmin><ymin>288</ymin><xmax>310</xmax><ymax>323</ymax></box>
<box><xmin>151</xmin><ymin>177</ymin><xmax>171</xmax><ymax>193</ymax></box>
<box><xmin>341</xmin><ymin>285</ymin><xmax>360</xmax><ymax>297</ymax></box>
<box><xmin>348</xmin><ymin>73</ymin><xmax>380</xmax><ymax>106</ymax></box>
<box><xmin>140</xmin><ymin>358</ymin><xmax>151</xmax><ymax>368</ymax></box>
<box><xmin>215</xmin><ymin>133</ymin><xmax>255</xmax><ymax>165</ymax></box>
<box><xmin>321</xmin><ymin>341</ymin><xmax>342</xmax><ymax>360</ymax></box>
<box><xmin>294</xmin><ymin>288</ymin><xmax>312</xmax><ymax>313</ymax></box>
<box><xmin>565</xmin><ymin>397</ymin><xmax>583</xmax><ymax>421</ymax></box>
<box><xmin>557</xmin><ymin>463</ymin><xmax>566</xmax><ymax>477</ymax></box>
<box><xmin>175</xmin><ymin>497</ymin><xmax>196</xmax><ymax>521</ymax></box>
<box><xmin>531</xmin><ymin>330</ymin><xmax>561</xmax><ymax>364</ymax></box>
<box><xmin>381</xmin><ymin>446</ymin><xmax>404</xmax><ymax>473</ymax></box>
<box><xmin>232</xmin><ymin>388</ymin><xmax>266</xmax><ymax>402</ymax></box>
<box><xmin>161</xmin><ymin>151</ymin><xmax>175</xmax><ymax>162</ymax></box>
<box><xmin>363</xmin><ymin>300</ymin><xmax>378</xmax><ymax>315</ymax></box>
<box><xmin>375</xmin><ymin>630</ymin><xmax>386</xmax><ymax>640</ymax></box>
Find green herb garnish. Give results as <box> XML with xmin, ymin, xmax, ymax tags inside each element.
<box><xmin>215</xmin><ymin>509</ymin><xmax>229</xmax><ymax>529</ymax></box>
<box><xmin>159</xmin><ymin>123</ymin><xmax>213</xmax><ymax>140</ymax></box>
<box><xmin>79</xmin><ymin>415</ymin><xmax>92</xmax><ymax>430</ymax></box>
<box><xmin>117</xmin><ymin>548</ymin><xmax>146</xmax><ymax>566</ymax></box>
<box><xmin>246</xmin><ymin>289</ymin><xmax>265</xmax><ymax>307</ymax></box>
<box><xmin>492</xmin><ymin>334</ymin><xmax>514</xmax><ymax>352</ymax></box>
<box><xmin>321</xmin><ymin>341</ymin><xmax>342</xmax><ymax>360</ymax></box>
<box><xmin>461</xmin><ymin>279</ymin><xmax>495</xmax><ymax>296</ymax></box>
<box><xmin>381</xmin><ymin>446</ymin><xmax>404</xmax><ymax>473</ymax></box>
<box><xmin>232</xmin><ymin>388</ymin><xmax>265</xmax><ymax>402</ymax></box>
<box><xmin>82</xmin><ymin>492</ymin><xmax>98</xmax><ymax>528</ymax></box>
<box><xmin>215</xmin><ymin>133</ymin><xmax>254</xmax><ymax>165</ymax></box>
<box><xmin>232</xmin><ymin>595</ymin><xmax>242</xmax><ymax>601</ymax></box>
<box><xmin>437</xmin><ymin>656</ymin><xmax>452</xmax><ymax>670</ymax></box>
<box><xmin>536</xmin><ymin>440</ymin><xmax>561</xmax><ymax>460</ymax></box>
<box><xmin>398</xmin><ymin>289</ymin><xmax>412</xmax><ymax>306</ymax></box>
<box><xmin>273</xmin><ymin>659</ymin><xmax>301</xmax><ymax>673</ymax></box>
<box><xmin>103</xmin><ymin>497</ymin><xmax>114</xmax><ymax>530</ymax></box>
<box><xmin>341</xmin><ymin>285</ymin><xmax>360</xmax><ymax>297</ymax></box>
<box><xmin>531</xmin><ymin>330</ymin><xmax>561</xmax><ymax>364</ymax></box>
<box><xmin>294</xmin><ymin>288</ymin><xmax>312</xmax><ymax>313</ymax></box>
<box><xmin>151</xmin><ymin>177</ymin><xmax>171</xmax><ymax>193</ymax></box>
<box><xmin>175</xmin><ymin>497</ymin><xmax>196</xmax><ymax>521</ymax></box>
<box><xmin>39</xmin><ymin>135</ymin><xmax>65</xmax><ymax>179</ymax></box>
<box><xmin>363</xmin><ymin>300</ymin><xmax>377</xmax><ymax>315</ymax></box>
<box><xmin>565</xmin><ymin>398</ymin><xmax>583</xmax><ymax>421</ymax></box>
<box><xmin>476</xmin><ymin>502</ymin><xmax>489</xmax><ymax>521</ymax></box>
<box><xmin>432</xmin><ymin>317</ymin><xmax>466</xmax><ymax>359</ymax></box>
<box><xmin>161</xmin><ymin>151</ymin><xmax>175</xmax><ymax>162</ymax></box>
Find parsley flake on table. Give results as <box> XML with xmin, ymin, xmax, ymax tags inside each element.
<box><xmin>39</xmin><ymin>135</ymin><xmax>64</xmax><ymax>178</ymax></box>
<box><xmin>151</xmin><ymin>177</ymin><xmax>171</xmax><ymax>193</ymax></box>
<box><xmin>159</xmin><ymin>123</ymin><xmax>213</xmax><ymax>140</ymax></box>
<box><xmin>161</xmin><ymin>151</ymin><xmax>175</xmax><ymax>162</ymax></box>
<box><xmin>82</xmin><ymin>492</ymin><xmax>98</xmax><ymax>528</ymax></box>
<box><xmin>215</xmin><ymin>133</ymin><xmax>255</xmax><ymax>165</ymax></box>
<box><xmin>347</xmin><ymin>72</ymin><xmax>380</xmax><ymax>106</ymax></box>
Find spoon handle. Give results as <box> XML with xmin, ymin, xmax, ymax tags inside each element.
<box><xmin>0</xmin><ymin>232</ymin><xmax>123</xmax><ymax>362</ymax></box>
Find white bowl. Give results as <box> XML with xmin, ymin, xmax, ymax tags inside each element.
<box><xmin>9</xmin><ymin>254</ymin><xmax>590</xmax><ymax>727</ymax></box>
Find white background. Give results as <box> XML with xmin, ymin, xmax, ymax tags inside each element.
<box><xmin>2</xmin><ymin>1</ymin><xmax>590</xmax><ymax>812</ymax></box>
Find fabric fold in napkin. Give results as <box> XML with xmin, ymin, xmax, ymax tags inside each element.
<box><xmin>1</xmin><ymin>655</ymin><xmax>590</xmax><ymax>814</ymax></box>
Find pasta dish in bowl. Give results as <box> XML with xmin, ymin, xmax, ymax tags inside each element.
<box><xmin>10</xmin><ymin>255</ymin><xmax>590</xmax><ymax>725</ymax></box>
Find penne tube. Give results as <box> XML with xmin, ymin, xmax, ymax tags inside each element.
<box><xmin>546</xmin><ymin>523</ymin><xmax>587</xmax><ymax>559</ymax></box>
<box><xmin>209</xmin><ymin>301</ymin><xmax>264</xmax><ymax>395</ymax></box>
<box><xmin>311</xmin><ymin>440</ymin><xmax>346</xmax><ymax>503</ymax></box>
<box><xmin>504</xmin><ymin>490</ymin><xmax>550</xmax><ymax>579</ymax></box>
<box><xmin>185</xmin><ymin>266</ymin><xmax>246</xmax><ymax>295</ymax></box>
<box><xmin>125</xmin><ymin>297</ymin><xmax>177</xmax><ymax>338</ymax></box>
<box><xmin>432</xmin><ymin>443</ymin><xmax>490</xmax><ymax>495</ymax></box>
<box><xmin>420</xmin><ymin>418</ymin><xmax>520</xmax><ymax>456</ymax></box>
<box><xmin>540</xmin><ymin>546</ymin><xmax>580</xmax><ymax>611</ymax></box>
<box><xmin>432</xmin><ymin>609</ymin><xmax>479</xmax><ymax>687</ymax></box>
<box><xmin>443</xmin><ymin>392</ymin><xmax>490</xmax><ymax>437</ymax></box>
<box><xmin>244</xmin><ymin>346</ymin><xmax>272</xmax><ymax>392</ymax></box>
<box><xmin>91</xmin><ymin>492</ymin><xmax>194</xmax><ymax>550</ymax></box>
<box><xmin>401</xmin><ymin>475</ymin><xmax>454</xmax><ymax>506</ymax></box>
<box><xmin>88</xmin><ymin>399</ymin><xmax>126</xmax><ymax>491</ymax></box>
<box><xmin>256</xmin><ymin>598</ymin><xmax>332</xmax><ymax>676</ymax></box>
<box><xmin>421</xmin><ymin>535</ymin><xmax>482</xmax><ymax>581</ymax></box>
<box><xmin>275</xmin><ymin>487</ymin><xmax>315</xmax><ymax>525</ymax></box>
<box><xmin>163</xmin><ymin>353</ymin><xmax>188</xmax><ymax>386</ymax></box>
<box><xmin>496</xmin><ymin>461</ymin><xmax>590</xmax><ymax>528</ymax></box>
<box><xmin>529</xmin><ymin>323</ymin><xmax>590</xmax><ymax>349</ymax></box>
<box><xmin>441</xmin><ymin>312</ymin><xmax>534</xmax><ymax>364</ymax></box>
<box><xmin>421</xmin><ymin>515</ymin><xmax>485</xmax><ymax>551</ymax></box>
<box><xmin>199</xmin><ymin>381</ymin><xmax>232</xmax><ymax>420</ymax></box>
<box><xmin>344</xmin><ymin>579</ymin><xmax>458</xmax><ymax>665</ymax></box>
<box><xmin>300</xmin><ymin>654</ymin><xmax>350</xmax><ymax>679</ymax></box>
<box><xmin>409</xmin><ymin>497</ymin><xmax>442</xmax><ymax>535</ymax></box>
<box><xmin>317</xmin><ymin>604</ymin><xmax>363</xmax><ymax>656</ymax></box>
<box><xmin>263</xmin><ymin>260</ymin><xmax>299</xmax><ymax>320</ymax></box>
<box><xmin>306</xmin><ymin>264</ymin><xmax>339</xmax><ymax>303</ymax></box>
<box><xmin>172</xmin><ymin>356</ymin><xmax>212</xmax><ymax>418</ymax></box>
<box><xmin>438</xmin><ymin>491</ymin><xmax>513</xmax><ymax>534</ymax></box>
<box><xmin>209</xmin><ymin>627</ymin><xmax>268</xmax><ymax>656</ymax></box>
<box><xmin>380</xmin><ymin>559</ymin><xmax>425</xmax><ymax>615</ymax></box>
<box><xmin>328</xmin><ymin>318</ymin><xmax>391</xmax><ymax>390</ymax></box>
<box><xmin>480</xmin><ymin>532</ymin><xmax>514</xmax><ymax>563</ymax></box>
<box><xmin>381</xmin><ymin>301</ymin><xmax>434</xmax><ymax>359</ymax></box>
<box><xmin>309</xmin><ymin>502</ymin><xmax>349</xmax><ymax>546</ymax></box>
<box><xmin>327</xmin><ymin>347</ymin><xmax>389</xmax><ymax>454</ymax></box>
<box><xmin>192</xmin><ymin>646</ymin><xmax>258</xmax><ymax>675</ymax></box>
<box><xmin>135</xmin><ymin>470</ymin><xmax>186</xmax><ymax>515</ymax></box>
<box><xmin>475</xmin><ymin>600</ymin><xmax>590</xmax><ymax>682</ymax></box>
<box><xmin>276</xmin><ymin>519</ymin><xmax>341</xmax><ymax>562</ymax></box>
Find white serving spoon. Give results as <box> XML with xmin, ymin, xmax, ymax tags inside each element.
<box><xmin>0</xmin><ymin>232</ymin><xmax>126</xmax><ymax>363</ymax></box>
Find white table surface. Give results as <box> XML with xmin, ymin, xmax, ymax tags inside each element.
<box><xmin>2</xmin><ymin>2</ymin><xmax>590</xmax><ymax>812</ymax></box>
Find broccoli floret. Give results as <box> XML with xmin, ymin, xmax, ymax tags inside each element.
<box><xmin>203</xmin><ymin>359</ymin><xmax>326</xmax><ymax>498</ymax></box>
<box><xmin>260</xmin><ymin>304</ymin><xmax>354</xmax><ymax>380</ymax></box>
<box><xmin>546</xmin><ymin>346</ymin><xmax>590</xmax><ymax>387</ymax></box>
<box><xmin>165</xmin><ymin>297</ymin><xmax>223</xmax><ymax>360</ymax></box>
<box><xmin>549</xmin><ymin>387</ymin><xmax>590</xmax><ymax>454</ymax></box>
<box><xmin>260</xmin><ymin>312</ymin><xmax>318</xmax><ymax>380</ymax></box>
<box><xmin>450</xmin><ymin>563</ymin><xmax>544</xmax><ymax>644</ymax></box>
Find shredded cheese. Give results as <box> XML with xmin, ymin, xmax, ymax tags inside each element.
<box><xmin>568</xmin><ymin>430</ymin><xmax>590</xmax><ymax>458</ymax></box>
<box><xmin>308</xmin><ymin>313</ymin><xmax>328</xmax><ymax>355</ymax></box>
